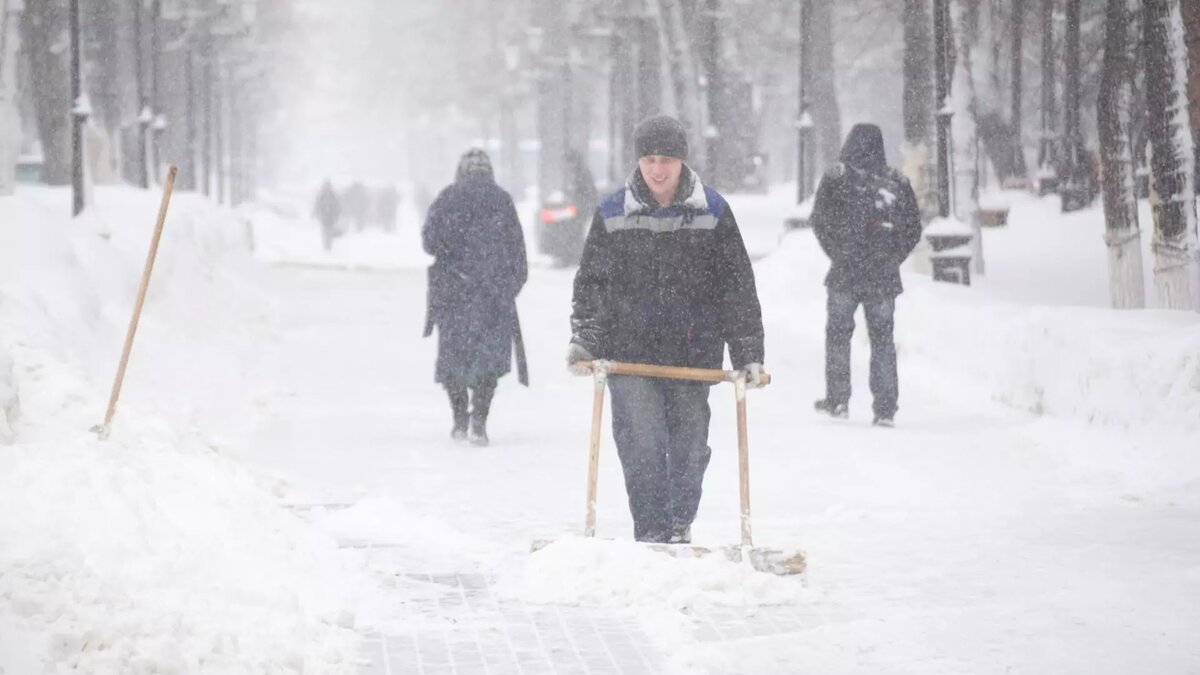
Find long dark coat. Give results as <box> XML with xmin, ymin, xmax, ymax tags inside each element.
<box><xmin>811</xmin><ymin>124</ymin><xmax>923</xmax><ymax>298</ymax></box>
<box><xmin>423</xmin><ymin>175</ymin><xmax>528</xmax><ymax>386</ymax></box>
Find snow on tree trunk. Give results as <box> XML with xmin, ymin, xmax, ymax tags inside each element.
<box><xmin>1099</xmin><ymin>0</ymin><xmax>1146</xmax><ymax>309</ymax></box>
<box><xmin>1144</xmin><ymin>0</ymin><xmax>1200</xmax><ymax>311</ymax></box>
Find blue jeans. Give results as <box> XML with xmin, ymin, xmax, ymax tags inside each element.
<box><xmin>608</xmin><ymin>376</ymin><xmax>712</xmax><ymax>543</ymax></box>
<box><xmin>825</xmin><ymin>290</ymin><xmax>898</xmax><ymax>418</ymax></box>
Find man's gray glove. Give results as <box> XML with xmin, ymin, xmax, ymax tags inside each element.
<box><xmin>741</xmin><ymin>362</ymin><xmax>765</xmax><ymax>389</ymax></box>
<box><xmin>566</xmin><ymin>343</ymin><xmax>594</xmax><ymax>376</ymax></box>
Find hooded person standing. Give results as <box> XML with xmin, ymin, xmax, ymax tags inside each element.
<box><xmin>423</xmin><ymin>149</ymin><xmax>528</xmax><ymax>446</ymax></box>
<box><xmin>810</xmin><ymin>124</ymin><xmax>922</xmax><ymax>426</ymax></box>
<box><xmin>567</xmin><ymin>115</ymin><xmax>765</xmax><ymax>544</ymax></box>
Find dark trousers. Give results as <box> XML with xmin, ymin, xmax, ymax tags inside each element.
<box><xmin>825</xmin><ymin>289</ymin><xmax>898</xmax><ymax>417</ymax></box>
<box><xmin>445</xmin><ymin>378</ymin><xmax>496</xmax><ymax>430</ymax></box>
<box><xmin>608</xmin><ymin>376</ymin><xmax>712</xmax><ymax>543</ymax></box>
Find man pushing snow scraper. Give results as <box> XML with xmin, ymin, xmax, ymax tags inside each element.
<box><xmin>545</xmin><ymin>114</ymin><xmax>804</xmax><ymax>575</ymax></box>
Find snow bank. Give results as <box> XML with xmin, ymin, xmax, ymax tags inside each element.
<box><xmin>0</xmin><ymin>186</ymin><xmax>366</xmax><ymax>672</ymax></box>
<box><xmin>760</xmin><ymin>227</ymin><xmax>1200</xmax><ymax>434</ymax></box>
<box><xmin>902</xmin><ymin>292</ymin><xmax>1200</xmax><ymax>433</ymax></box>
<box><xmin>0</xmin><ymin>428</ymin><xmax>359</xmax><ymax>673</ymax></box>
<box><xmin>0</xmin><ymin>343</ymin><xmax>14</xmax><ymax>443</ymax></box>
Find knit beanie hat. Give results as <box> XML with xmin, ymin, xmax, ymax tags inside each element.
<box><xmin>634</xmin><ymin>115</ymin><xmax>688</xmax><ymax>161</ymax></box>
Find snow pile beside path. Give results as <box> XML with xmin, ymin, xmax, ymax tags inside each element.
<box><xmin>0</xmin><ymin>186</ymin><xmax>367</xmax><ymax>672</ymax></box>
<box><xmin>497</xmin><ymin>537</ymin><xmax>807</xmax><ymax>611</ymax></box>
<box><xmin>0</xmin><ymin>344</ymin><xmax>15</xmax><ymax>443</ymax></box>
<box><xmin>759</xmin><ymin>229</ymin><xmax>1200</xmax><ymax>433</ymax></box>
<box><xmin>902</xmin><ymin>289</ymin><xmax>1200</xmax><ymax>433</ymax></box>
<box><xmin>0</xmin><ymin>428</ymin><xmax>359</xmax><ymax>672</ymax></box>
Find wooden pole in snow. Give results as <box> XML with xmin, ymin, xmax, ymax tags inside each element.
<box><xmin>96</xmin><ymin>166</ymin><xmax>177</xmax><ymax>440</ymax></box>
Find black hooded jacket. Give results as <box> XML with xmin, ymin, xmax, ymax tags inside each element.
<box><xmin>811</xmin><ymin>124</ymin><xmax>923</xmax><ymax>297</ymax></box>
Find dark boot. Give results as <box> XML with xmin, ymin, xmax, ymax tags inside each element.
<box><xmin>447</xmin><ymin>385</ymin><xmax>468</xmax><ymax>440</ymax></box>
<box><xmin>814</xmin><ymin>398</ymin><xmax>849</xmax><ymax>418</ymax></box>
<box><xmin>468</xmin><ymin>414</ymin><xmax>488</xmax><ymax>447</ymax></box>
<box><xmin>668</xmin><ymin>525</ymin><xmax>692</xmax><ymax>544</ymax></box>
<box><xmin>468</xmin><ymin>380</ymin><xmax>496</xmax><ymax>447</ymax></box>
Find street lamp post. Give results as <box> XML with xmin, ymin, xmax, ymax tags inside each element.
<box><xmin>134</xmin><ymin>0</ymin><xmax>150</xmax><ymax>188</ymax></box>
<box><xmin>149</xmin><ymin>0</ymin><xmax>165</xmax><ymax>182</ymax></box>
<box><xmin>70</xmin><ymin>0</ymin><xmax>86</xmax><ymax>215</ymax></box>
<box><xmin>796</xmin><ymin>0</ymin><xmax>814</xmax><ymax>205</ymax></box>
<box><xmin>926</xmin><ymin>0</ymin><xmax>974</xmax><ymax>286</ymax></box>
<box><xmin>933</xmin><ymin>0</ymin><xmax>952</xmax><ymax>219</ymax></box>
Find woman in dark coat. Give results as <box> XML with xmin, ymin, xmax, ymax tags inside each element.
<box><xmin>422</xmin><ymin>149</ymin><xmax>528</xmax><ymax>446</ymax></box>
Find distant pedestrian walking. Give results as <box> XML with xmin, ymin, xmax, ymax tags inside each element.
<box><xmin>313</xmin><ymin>179</ymin><xmax>341</xmax><ymax>251</ymax></box>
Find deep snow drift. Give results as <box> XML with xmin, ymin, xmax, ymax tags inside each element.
<box><xmin>0</xmin><ymin>188</ymin><xmax>366</xmax><ymax>672</ymax></box>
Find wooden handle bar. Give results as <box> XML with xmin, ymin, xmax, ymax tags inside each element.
<box><xmin>578</xmin><ymin>360</ymin><xmax>771</xmax><ymax>386</ymax></box>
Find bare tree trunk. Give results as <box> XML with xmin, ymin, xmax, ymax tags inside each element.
<box><xmin>904</xmin><ymin>0</ymin><xmax>935</xmax><ymax>144</ymax></box>
<box><xmin>1010</xmin><ymin>0</ymin><xmax>1028</xmax><ymax>179</ymax></box>
<box><xmin>84</xmin><ymin>0</ymin><xmax>126</xmax><ymax>140</ymax></box>
<box><xmin>534</xmin><ymin>0</ymin><xmax>567</xmax><ymax>199</ymax></box>
<box><xmin>702</xmin><ymin>0</ymin><xmax>729</xmax><ymax>187</ymax></box>
<box><xmin>1037</xmin><ymin>0</ymin><xmax>1059</xmax><ymax>192</ymax></box>
<box><xmin>1144</xmin><ymin>0</ymin><xmax>1200</xmax><ymax>310</ymax></box>
<box><xmin>903</xmin><ymin>0</ymin><xmax>938</xmax><ymax>222</ymax></box>
<box><xmin>1100</xmin><ymin>0</ymin><xmax>1145</xmax><ymax>308</ymax></box>
<box><xmin>1064</xmin><ymin>0</ymin><xmax>1081</xmax><ymax>146</ymax></box>
<box><xmin>659</xmin><ymin>0</ymin><xmax>703</xmax><ymax>172</ymax></box>
<box><xmin>954</xmin><ymin>0</ymin><xmax>985</xmax><ymax>273</ymax></box>
<box><xmin>21</xmin><ymin>0</ymin><xmax>73</xmax><ymax>185</ymax></box>
<box><xmin>1183</xmin><ymin>0</ymin><xmax>1200</xmax><ymax>183</ymax></box>
<box><xmin>0</xmin><ymin>0</ymin><xmax>18</xmax><ymax>195</ymax></box>
<box><xmin>1060</xmin><ymin>0</ymin><xmax>1093</xmax><ymax>212</ymax></box>
<box><xmin>811</xmin><ymin>1</ymin><xmax>841</xmax><ymax>172</ymax></box>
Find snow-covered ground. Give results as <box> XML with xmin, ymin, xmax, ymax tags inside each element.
<box><xmin>2</xmin><ymin>183</ymin><xmax>1198</xmax><ymax>673</ymax></box>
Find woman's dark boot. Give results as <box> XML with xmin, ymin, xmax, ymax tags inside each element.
<box><xmin>468</xmin><ymin>380</ymin><xmax>496</xmax><ymax>447</ymax></box>
<box><xmin>447</xmin><ymin>386</ymin><xmax>469</xmax><ymax>440</ymax></box>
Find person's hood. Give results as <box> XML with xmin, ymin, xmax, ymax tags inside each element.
<box><xmin>839</xmin><ymin>123</ymin><xmax>887</xmax><ymax>174</ymax></box>
<box><xmin>455</xmin><ymin>148</ymin><xmax>494</xmax><ymax>182</ymax></box>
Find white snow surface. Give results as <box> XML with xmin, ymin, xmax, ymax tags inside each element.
<box><xmin>0</xmin><ymin>187</ymin><xmax>366</xmax><ymax>672</ymax></box>
<box><xmin>2</xmin><ymin>183</ymin><xmax>1199</xmax><ymax>673</ymax></box>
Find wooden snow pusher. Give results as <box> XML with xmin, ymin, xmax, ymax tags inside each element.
<box><xmin>532</xmin><ymin>361</ymin><xmax>806</xmax><ymax>576</ymax></box>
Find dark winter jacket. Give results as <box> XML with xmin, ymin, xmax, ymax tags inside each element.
<box><xmin>423</xmin><ymin>174</ymin><xmax>528</xmax><ymax>386</ymax></box>
<box><xmin>811</xmin><ymin>124</ymin><xmax>923</xmax><ymax>298</ymax></box>
<box><xmin>570</xmin><ymin>167</ymin><xmax>764</xmax><ymax>371</ymax></box>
